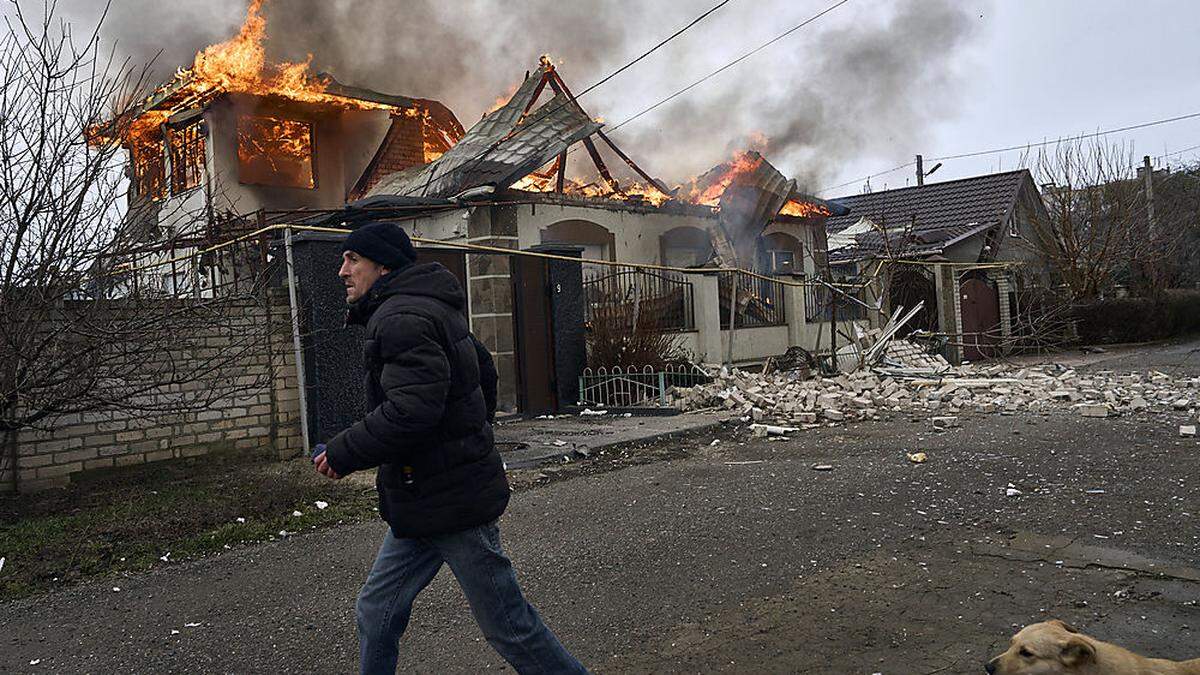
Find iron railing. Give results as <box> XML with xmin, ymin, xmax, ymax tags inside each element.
<box><xmin>804</xmin><ymin>280</ymin><xmax>866</xmax><ymax>322</ymax></box>
<box><xmin>719</xmin><ymin>270</ymin><xmax>785</xmax><ymax>329</ymax></box>
<box><xmin>583</xmin><ymin>266</ymin><xmax>695</xmax><ymax>332</ymax></box>
<box><xmin>578</xmin><ymin>363</ymin><xmax>711</xmax><ymax>408</ymax></box>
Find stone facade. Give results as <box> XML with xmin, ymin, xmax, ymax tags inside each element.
<box><xmin>3</xmin><ymin>292</ymin><xmax>303</xmax><ymax>492</ymax></box>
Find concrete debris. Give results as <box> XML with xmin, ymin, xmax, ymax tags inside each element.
<box><xmin>1181</xmin><ymin>425</ymin><xmax>1197</xmax><ymax>438</ymax></box>
<box><xmin>880</xmin><ymin>339</ymin><xmax>952</xmax><ymax>372</ymax></box>
<box><xmin>930</xmin><ymin>416</ymin><xmax>959</xmax><ymax>430</ymax></box>
<box><xmin>750</xmin><ymin>424</ymin><xmax>799</xmax><ymax>438</ymax></box>
<box><xmin>668</xmin><ymin>354</ymin><xmax>1200</xmax><ymax>432</ymax></box>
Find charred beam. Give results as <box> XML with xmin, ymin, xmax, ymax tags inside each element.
<box><xmin>520</xmin><ymin>73</ymin><xmax>551</xmax><ymax>119</ymax></box>
<box><xmin>555</xmin><ymin>150</ymin><xmax>567</xmax><ymax>193</ymax></box>
<box><xmin>595</xmin><ymin>130</ymin><xmax>671</xmax><ymax>196</ymax></box>
<box><xmin>582</xmin><ymin>137</ymin><xmax>620</xmax><ymax>193</ymax></box>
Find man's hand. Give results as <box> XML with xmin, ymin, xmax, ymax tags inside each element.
<box><xmin>311</xmin><ymin>445</ymin><xmax>342</xmax><ymax>480</ymax></box>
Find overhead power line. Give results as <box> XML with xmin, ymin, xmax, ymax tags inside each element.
<box><xmin>928</xmin><ymin>111</ymin><xmax>1200</xmax><ymax>161</ymax></box>
<box><xmin>818</xmin><ymin>110</ymin><xmax>1200</xmax><ymax>195</ymax></box>
<box><xmin>604</xmin><ymin>0</ymin><xmax>853</xmax><ymax>136</ymax></box>
<box><xmin>394</xmin><ymin>0</ymin><xmax>734</xmax><ymax>198</ymax></box>
<box><xmin>574</xmin><ymin>0</ymin><xmax>734</xmax><ymax>101</ymax></box>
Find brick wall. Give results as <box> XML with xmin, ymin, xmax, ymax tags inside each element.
<box><xmin>354</xmin><ymin>113</ymin><xmax>425</xmax><ymax>198</ymax></box>
<box><xmin>2</xmin><ymin>292</ymin><xmax>303</xmax><ymax>493</ymax></box>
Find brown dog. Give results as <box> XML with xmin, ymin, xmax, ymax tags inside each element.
<box><xmin>986</xmin><ymin>620</ymin><xmax>1200</xmax><ymax>674</ymax></box>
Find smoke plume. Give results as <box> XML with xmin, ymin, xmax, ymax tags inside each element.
<box><xmin>56</xmin><ymin>0</ymin><xmax>983</xmax><ymax>191</ymax></box>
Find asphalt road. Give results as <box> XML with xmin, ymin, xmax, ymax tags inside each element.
<box><xmin>4</xmin><ymin>339</ymin><xmax>1200</xmax><ymax>674</ymax></box>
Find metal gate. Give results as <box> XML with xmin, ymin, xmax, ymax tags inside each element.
<box><xmin>511</xmin><ymin>256</ymin><xmax>557</xmax><ymax>415</ymax></box>
<box><xmin>960</xmin><ymin>276</ymin><xmax>1000</xmax><ymax>361</ymax></box>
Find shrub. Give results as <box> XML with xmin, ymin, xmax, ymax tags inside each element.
<box><xmin>1073</xmin><ymin>290</ymin><xmax>1200</xmax><ymax>344</ymax></box>
<box><xmin>586</xmin><ymin>287</ymin><xmax>688</xmax><ymax>370</ymax></box>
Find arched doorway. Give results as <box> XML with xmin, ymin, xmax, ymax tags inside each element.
<box><xmin>960</xmin><ymin>272</ymin><xmax>1000</xmax><ymax>361</ymax></box>
<box><xmin>659</xmin><ymin>226</ymin><xmax>713</xmax><ymax>267</ymax></box>
<box><xmin>540</xmin><ymin>220</ymin><xmax>616</xmax><ymax>262</ymax></box>
<box><xmin>758</xmin><ymin>232</ymin><xmax>804</xmax><ymax>274</ymax></box>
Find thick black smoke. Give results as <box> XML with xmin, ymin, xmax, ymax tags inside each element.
<box><xmin>56</xmin><ymin>0</ymin><xmax>982</xmax><ymax>188</ymax></box>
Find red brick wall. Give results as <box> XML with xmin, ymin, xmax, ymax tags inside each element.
<box><xmin>354</xmin><ymin>113</ymin><xmax>425</xmax><ymax>197</ymax></box>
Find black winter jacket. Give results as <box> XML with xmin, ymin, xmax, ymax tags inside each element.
<box><xmin>324</xmin><ymin>263</ymin><xmax>510</xmax><ymax>537</ymax></box>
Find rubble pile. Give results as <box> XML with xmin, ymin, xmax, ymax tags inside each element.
<box><xmin>668</xmin><ymin>344</ymin><xmax>1200</xmax><ymax>427</ymax></box>
<box><xmin>882</xmin><ymin>340</ymin><xmax>951</xmax><ymax>371</ymax></box>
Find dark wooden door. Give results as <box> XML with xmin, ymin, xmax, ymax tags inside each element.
<box><xmin>960</xmin><ymin>277</ymin><xmax>1000</xmax><ymax>361</ymax></box>
<box><xmin>512</xmin><ymin>256</ymin><xmax>557</xmax><ymax>415</ymax></box>
<box><xmin>413</xmin><ymin>248</ymin><xmax>467</xmax><ymax>291</ymax></box>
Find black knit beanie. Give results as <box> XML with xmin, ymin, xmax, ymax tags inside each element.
<box><xmin>342</xmin><ymin>221</ymin><xmax>416</xmax><ymax>270</ymax></box>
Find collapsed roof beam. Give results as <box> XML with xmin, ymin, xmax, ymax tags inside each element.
<box><xmin>555</xmin><ymin>150</ymin><xmax>567</xmax><ymax>193</ymax></box>
<box><xmin>594</xmin><ymin>130</ymin><xmax>672</xmax><ymax>196</ymax></box>
<box><xmin>520</xmin><ymin>72</ymin><xmax>551</xmax><ymax>119</ymax></box>
<box><xmin>543</xmin><ymin>71</ymin><xmax>619</xmax><ymax>192</ymax></box>
<box><xmin>542</xmin><ymin>67</ymin><xmax>667</xmax><ymax>195</ymax></box>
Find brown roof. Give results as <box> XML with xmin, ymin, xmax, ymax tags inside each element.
<box><xmin>825</xmin><ymin>169</ymin><xmax>1035</xmax><ymax>261</ymax></box>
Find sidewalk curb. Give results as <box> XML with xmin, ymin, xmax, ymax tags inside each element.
<box><xmin>502</xmin><ymin>417</ymin><xmax>727</xmax><ymax>471</ymax></box>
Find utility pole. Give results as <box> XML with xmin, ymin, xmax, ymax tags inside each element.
<box><xmin>1143</xmin><ymin>155</ymin><xmax>1155</xmax><ymax>233</ymax></box>
<box><xmin>916</xmin><ymin>154</ymin><xmax>924</xmax><ymax>186</ymax></box>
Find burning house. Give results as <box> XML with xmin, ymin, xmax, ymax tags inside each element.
<box><xmin>104</xmin><ymin>3</ymin><xmax>867</xmax><ymax>414</ymax></box>
<box><xmin>105</xmin><ymin>0</ymin><xmax>462</xmax><ymax>294</ymax></box>
<box><xmin>303</xmin><ymin>58</ymin><xmax>863</xmax><ymax>411</ymax></box>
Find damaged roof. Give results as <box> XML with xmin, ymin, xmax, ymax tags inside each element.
<box><xmin>135</xmin><ymin>72</ymin><xmax>419</xmax><ymax>117</ymax></box>
<box><xmin>367</xmin><ymin>65</ymin><xmax>601</xmax><ymax>200</ymax></box>
<box><xmin>825</xmin><ymin>169</ymin><xmax>1033</xmax><ymax>261</ymax></box>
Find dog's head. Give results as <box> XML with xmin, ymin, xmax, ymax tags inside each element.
<box><xmin>985</xmin><ymin>620</ymin><xmax>1096</xmax><ymax>674</ymax></box>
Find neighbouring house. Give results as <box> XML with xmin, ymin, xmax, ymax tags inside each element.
<box><xmin>824</xmin><ymin>169</ymin><xmax>1050</xmax><ymax>361</ymax></box>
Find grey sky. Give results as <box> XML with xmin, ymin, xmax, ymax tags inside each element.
<box><xmin>50</xmin><ymin>0</ymin><xmax>1200</xmax><ymax>197</ymax></box>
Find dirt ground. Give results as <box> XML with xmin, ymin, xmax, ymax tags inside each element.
<box><xmin>2</xmin><ymin>339</ymin><xmax>1199</xmax><ymax>673</ymax></box>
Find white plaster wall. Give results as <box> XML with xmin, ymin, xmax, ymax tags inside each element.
<box><xmin>721</xmin><ymin>325</ymin><xmax>790</xmax><ymax>364</ymax></box>
<box><xmin>673</xmin><ymin>331</ymin><xmax>701</xmax><ymax>361</ymax></box>
<box><xmin>404</xmin><ymin>208</ymin><xmax>472</xmax><ymax>242</ymax></box>
<box><xmin>512</xmin><ymin>201</ymin><xmax>716</xmax><ymax>264</ymax></box>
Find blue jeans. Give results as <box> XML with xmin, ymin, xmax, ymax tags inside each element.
<box><xmin>356</xmin><ymin>521</ymin><xmax>587</xmax><ymax>674</ymax></box>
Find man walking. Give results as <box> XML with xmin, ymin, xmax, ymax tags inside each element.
<box><xmin>312</xmin><ymin>221</ymin><xmax>586</xmax><ymax>674</ymax></box>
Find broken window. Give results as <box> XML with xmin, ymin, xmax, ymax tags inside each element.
<box><xmin>130</xmin><ymin>133</ymin><xmax>166</xmax><ymax>201</ymax></box>
<box><xmin>168</xmin><ymin>121</ymin><xmax>206</xmax><ymax>194</ymax></box>
<box><xmin>236</xmin><ymin>115</ymin><xmax>315</xmax><ymax>189</ymax></box>
<box><xmin>764</xmin><ymin>250</ymin><xmax>796</xmax><ymax>273</ymax></box>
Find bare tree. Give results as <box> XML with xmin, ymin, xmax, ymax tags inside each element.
<box><xmin>0</xmin><ymin>2</ymin><xmax>279</xmax><ymax>489</ymax></box>
<box><xmin>1024</xmin><ymin>138</ymin><xmax>1186</xmax><ymax>301</ymax></box>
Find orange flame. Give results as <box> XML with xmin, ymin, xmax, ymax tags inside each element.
<box><xmin>168</xmin><ymin>0</ymin><xmax>387</xmax><ymax>109</ymax></box>
<box><xmin>486</xmin><ymin>83</ymin><xmax>520</xmax><ymax>115</ymax></box>
<box><xmin>780</xmin><ymin>199</ymin><xmax>831</xmax><ymax>218</ymax></box>
<box><xmin>236</xmin><ymin>115</ymin><xmax>314</xmax><ymax>188</ymax></box>
<box><xmin>678</xmin><ymin>151</ymin><xmax>764</xmax><ymax>206</ymax></box>
<box><xmin>511</xmin><ymin>163</ymin><xmax>671</xmax><ymax>207</ymax></box>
